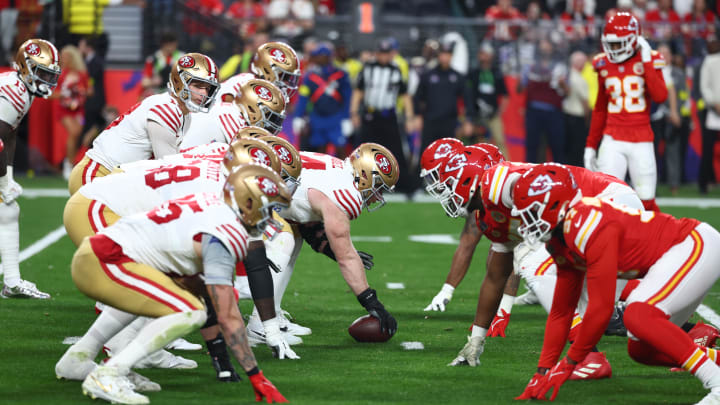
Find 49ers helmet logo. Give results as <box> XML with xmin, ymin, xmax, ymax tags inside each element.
<box><xmin>257</xmin><ymin>176</ymin><xmax>278</xmax><ymax>196</ymax></box>
<box><xmin>254</xmin><ymin>85</ymin><xmax>273</xmax><ymax>101</ymax></box>
<box><xmin>528</xmin><ymin>174</ymin><xmax>557</xmax><ymax>197</ymax></box>
<box><xmin>178</xmin><ymin>55</ymin><xmax>195</xmax><ymax>68</ymax></box>
<box><xmin>375</xmin><ymin>153</ymin><xmax>392</xmax><ymax>175</ymax></box>
<box><xmin>434</xmin><ymin>143</ymin><xmax>453</xmax><ymax>160</ymax></box>
<box><xmin>443</xmin><ymin>154</ymin><xmax>467</xmax><ymax>174</ymax></box>
<box><xmin>269</xmin><ymin>48</ymin><xmax>287</xmax><ymax>63</ymax></box>
<box><xmin>249</xmin><ymin>147</ymin><xmax>271</xmax><ymax>166</ymax></box>
<box><xmin>273</xmin><ymin>144</ymin><xmax>292</xmax><ymax>164</ymax></box>
<box><xmin>25</xmin><ymin>43</ymin><xmax>40</xmax><ymax>56</ymax></box>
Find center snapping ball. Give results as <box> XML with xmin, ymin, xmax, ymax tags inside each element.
<box><xmin>348</xmin><ymin>315</ymin><xmax>392</xmax><ymax>342</ymax></box>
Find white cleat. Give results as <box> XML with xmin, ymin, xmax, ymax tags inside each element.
<box><xmin>696</xmin><ymin>390</ymin><xmax>720</xmax><ymax>405</ymax></box>
<box><xmin>127</xmin><ymin>370</ymin><xmax>161</xmax><ymax>392</ymax></box>
<box><xmin>278</xmin><ymin>311</ymin><xmax>312</xmax><ymax>336</ymax></box>
<box><xmin>56</xmin><ymin>347</ymin><xmax>97</xmax><ymax>380</ymax></box>
<box><xmin>1</xmin><ymin>280</ymin><xmax>50</xmax><ymax>299</ymax></box>
<box><xmin>134</xmin><ymin>349</ymin><xmax>197</xmax><ymax>369</ymax></box>
<box><xmin>82</xmin><ymin>366</ymin><xmax>149</xmax><ymax>404</ymax></box>
<box><xmin>513</xmin><ymin>289</ymin><xmax>539</xmax><ymax>306</ymax></box>
<box><xmin>165</xmin><ymin>338</ymin><xmax>202</xmax><ymax>351</ymax></box>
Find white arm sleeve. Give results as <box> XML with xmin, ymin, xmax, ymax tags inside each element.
<box><xmin>147</xmin><ymin>120</ymin><xmax>179</xmax><ymax>159</ymax></box>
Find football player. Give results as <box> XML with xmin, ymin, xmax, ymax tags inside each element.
<box><xmin>514</xmin><ymin>164</ymin><xmax>720</xmax><ymax>404</ymax></box>
<box><xmin>0</xmin><ymin>39</ymin><xmax>60</xmax><ymax>299</ymax></box>
<box><xmin>584</xmin><ymin>12</ymin><xmax>668</xmax><ymax>212</ymax></box>
<box><xmin>58</xmin><ymin>165</ymin><xmax>290</xmax><ymax>404</ymax></box>
<box><xmin>68</xmin><ymin>52</ymin><xmax>220</xmax><ymax>195</ymax></box>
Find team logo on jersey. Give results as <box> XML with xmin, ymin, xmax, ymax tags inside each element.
<box><xmin>257</xmin><ymin>176</ymin><xmax>278</xmax><ymax>196</ymax></box>
<box><xmin>178</xmin><ymin>55</ymin><xmax>195</xmax><ymax>68</ymax></box>
<box><xmin>527</xmin><ymin>174</ymin><xmax>558</xmax><ymax>197</ymax></box>
<box><xmin>600</xmin><ymin>69</ymin><xmax>608</xmax><ymax>77</ymax></box>
<box><xmin>491</xmin><ymin>211</ymin><xmax>506</xmax><ymax>223</ymax></box>
<box><xmin>443</xmin><ymin>153</ymin><xmax>467</xmax><ymax>174</ymax></box>
<box><xmin>269</xmin><ymin>48</ymin><xmax>287</xmax><ymax>63</ymax></box>
<box><xmin>434</xmin><ymin>143</ymin><xmax>453</xmax><ymax>160</ymax></box>
<box><xmin>273</xmin><ymin>144</ymin><xmax>293</xmax><ymax>164</ymax></box>
<box><xmin>249</xmin><ymin>147</ymin><xmax>271</xmax><ymax>166</ymax></box>
<box><xmin>254</xmin><ymin>85</ymin><xmax>273</xmax><ymax>101</ymax></box>
<box><xmin>375</xmin><ymin>153</ymin><xmax>392</xmax><ymax>175</ymax></box>
<box><xmin>25</xmin><ymin>43</ymin><xmax>41</xmax><ymax>56</ymax></box>
<box><xmin>633</xmin><ymin>62</ymin><xmax>644</xmax><ymax>75</ymax></box>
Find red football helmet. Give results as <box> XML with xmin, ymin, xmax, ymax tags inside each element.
<box><xmin>420</xmin><ymin>138</ymin><xmax>464</xmax><ymax>197</ymax></box>
<box><xmin>602</xmin><ymin>12</ymin><xmax>641</xmax><ymax>64</ymax></box>
<box><xmin>512</xmin><ymin>163</ymin><xmax>581</xmax><ymax>245</ymax></box>
<box><xmin>437</xmin><ymin>145</ymin><xmax>498</xmax><ymax>218</ymax></box>
<box><xmin>473</xmin><ymin>142</ymin><xmax>505</xmax><ymax>165</ymax></box>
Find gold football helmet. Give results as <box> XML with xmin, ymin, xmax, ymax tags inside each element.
<box><xmin>235</xmin><ymin>125</ymin><xmax>273</xmax><ymax>140</ymax></box>
<box><xmin>14</xmin><ymin>39</ymin><xmax>61</xmax><ymax>98</ymax></box>
<box><xmin>223</xmin><ymin>163</ymin><xmax>292</xmax><ymax>236</ymax></box>
<box><xmin>251</xmin><ymin>42</ymin><xmax>301</xmax><ymax>99</ymax></box>
<box><xmin>348</xmin><ymin>143</ymin><xmax>399</xmax><ymax>212</ymax></box>
<box><xmin>258</xmin><ymin>135</ymin><xmax>302</xmax><ymax>195</ymax></box>
<box><xmin>223</xmin><ymin>137</ymin><xmax>281</xmax><ymax>176</ymax></box>
<box><xmin>235</xmin><ymin>78</ymin><xmax>286</xmax><ymax>135</ymax></box>
<box><xmin>168</xmin><ymin>52</ymin><xmax>220</xmax><ymax>113</ymax></box>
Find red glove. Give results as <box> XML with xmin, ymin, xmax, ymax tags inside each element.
<box><xmin>249</xmin><ymin>371</ymin><xmax>288</xmax><ymax>403</ymax></box>
<box><xmin>488</xmin><ymin>309</ymin><xmax>511</xmax><ymax>338</ymax></box>
<box><xmin>515</xmin><ymin>372</ymin><xmax>546</xmax><ymax>400</ymax></box>
<box><xmin>537</xmin><ymin>358</ymin><xmax>576</xmax><ymax>401</ymax></box>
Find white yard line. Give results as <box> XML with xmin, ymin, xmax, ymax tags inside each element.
<box><xmin>0</xmin><ymin>225</ymin><xmax>66</xmax><ymax>273</ymax></box>
<box><xmin>22</xmin><ymin>188</ymin><xmax>69</xmax><ymax>198</ymax></box>
<box><xmin>696</xmin><ymin>304</ymin><xmax>720</xmax><ymax>329</ymax></box>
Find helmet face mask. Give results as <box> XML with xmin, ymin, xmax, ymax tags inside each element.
<box><xmin>601</xmin><ymin>12</ymin><xmax>640</xmax><ymax>64</ymax></box>
<box><xmin>15</xmin><ymin>39</ymin><xmax>61</xmax><ymax>98</ymax></box>
<box><xmin>168</xmin><ymin>53</ymin><xmax>219</xmax><ymax>113</ymax></box>
<box><xmin>436</xmin><ymin>145</ymin><xmax>501</xmax><ymax>218</ymax></box>
<box><xmin>420</xmin><ymin>138</ymin><xmax>464</xmax><ymax>198</ymax></box>
<box><xmin>516</xmin><ymin>199</ymin><xmax>553</xmax><ymax>245</ymax></box>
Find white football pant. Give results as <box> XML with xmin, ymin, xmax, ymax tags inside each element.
<box><xmin>597</xmin><ymin>135</ymin><xmax>657</xmax><ymax>200</ymax></box>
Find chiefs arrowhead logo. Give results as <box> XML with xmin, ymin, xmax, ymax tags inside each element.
<box><xmin>375</xmin><ymin>153</ymin><xmax>392</xmax><ymax>175</ymax></box>
<box><xmin>273</xmin><ymin>144</ymin><xmax>292</xmax><ymax>164</ymax></box>
<box><xmin>250</xmin><ymin>147</ymin><xmax>271</xmax><ymax>166</ymax></box>
<box><xmin>178</xmin><ymin>55</ymin><xmax>195</xmax><ymax>68</ymax></box>
<box><xmin>433</xmin><ymin>143</ymin><xmax>453</xmax><ymax>160</ymax></box>
<box><xmin>25</xmin><ymin>43</ymin><xmax>40</xmax><ymax>56</ymax></box>
<box><xmin>254</xmin><ymin>85</ymin><xmax>272</xmax><ymax>101</ymax></box>
<box><xmin>257</xmin><ymin>176</ymin><xmax>278</xmax><ymax>196</ymax></box>
<box><xmin>443</xmin><ymin>153</ymin><xmax>467</xmax><ymax>174</ymax></box>
<box><xmin>269</xmin><ymin>48</ymin><xmax>287</xmax><ymax>63</ymax></box>
<box><xmin>528</xmin><ymin>174</ymin><xmax>557</xmax><ymax>197</ymax></box>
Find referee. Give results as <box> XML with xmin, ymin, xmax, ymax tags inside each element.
<box><xmin>350</xmin><ymin>38</ymin><xmax>415</xmax><ymax>194</ymax></box>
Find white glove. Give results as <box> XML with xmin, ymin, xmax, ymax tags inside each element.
<box><xmin>636</xmin><ymin>36</ymin><xmax>652</xmax><ymax>63</ymax></box>
<box><xmin>424</xmin><ymin>283</ymin><xmax>454</xmax><ymax>312</ymax></box>
<box><xmin>0</xmin><ymin>172</ymin><xmax>22</xmax><ymax>204</ymax></box>
<box><xmin>448</xmin><ymin>336</ymin><xmax>485</xmax><ymax>367</ymax></box>
<box><xmin>341</xmin><ymin>119</ymin><xmax>353</xmax><ymax>138</ymax></box>
<box><xmin>292</xmin><ymin>117</ymin><xmax>306</xmax><ymax>136</ymax></box>
<box><xmin>264</xmin><ymin>318</ymin><xmax>300</xmax><ymax>360</ymax></box>
<box><xmin>583</xmin><ymin>147</ymin><xmax>598</xmax><ymax>172</ymax></box>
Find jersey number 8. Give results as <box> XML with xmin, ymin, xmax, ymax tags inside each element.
<box><xmin>605</xmin><ymin>75</ymin><xmax>646</xmax><ymax>114</ymax></box>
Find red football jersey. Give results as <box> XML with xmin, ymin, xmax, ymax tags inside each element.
<box><xmin>587</xmin><ymin>51</ymin><xmax>667</xmax><ymax>148</ymax></box>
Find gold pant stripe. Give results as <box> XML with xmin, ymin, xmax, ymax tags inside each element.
<box><xmin>68</xmin><ymin>155</ymin><xmax>111</xmax><ymax>195</ymax></box>
<box><xmin>63</xmin><ymin>193</ymin><xmax>120</xmax><ymax>247</ymax></box>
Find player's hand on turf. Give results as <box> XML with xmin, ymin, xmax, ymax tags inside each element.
<box><xmin>448</xmin><ymin>336</ymin><xmax>485</xmax><ymax>367</ymax></box>
<box><xmin>0</xmin><ymin>176</ymin><xmax>22</xmax><ymax>204</ymax></box>
<box><xmin>636</xmin><ymin>36</ymin><xmax>652</xmax><ymax>63</ymax></box>
<box><xmin>537</xmin><ymin>357</ymin><xmax>575</xmax><ymax>401</ymax></box>
<box><xmin>249</xmin><ymin>371</ymin><xmax>288</xmax><ymax>403</ymax></box>
<box><xmin>357</xmin><ymin>250</ymin><xmax>374</xmax><ymax>270</ymax></box>
<box><xmin>357</xmin><ymin>288</ymin><xmax>397</xmax><ymax>336</ymax></box>
<box><xmin>424</xmin><ymin>283</ymin><xmax>454</xmax><ymax>312</ymax></box>
<box><xmin>583</xmin><ymin>147</ymin><xmax>598</xmax><ymax>172</ymax></box>
<box><xmin>266</xmin><ymin>333</ymin><xmax>300</xmax><ymax>360</ymax></box>
<box><xmin>488</xmin><ymin>309</ymin><xmax>511</xmax><ymax>337</ymax></box>
<box><xmin>515</xmin><ymin>372</ymin><xmax>546</xmax><ymax>400</ymax></box>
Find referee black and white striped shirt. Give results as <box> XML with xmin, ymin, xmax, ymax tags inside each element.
<box><xmin>356</xmin><ymin>60</ymin><xmax>406</xmax><ymax>112</ymax></box>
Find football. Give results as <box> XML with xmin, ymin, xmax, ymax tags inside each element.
<box><xmin>348</xmin><ymin>315</ymin><xmax>392</xmax><ymax>342</ymax></box>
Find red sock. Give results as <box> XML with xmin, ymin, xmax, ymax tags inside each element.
<box><xmin>620</xmin><ymin>279</ymin><xmax>641</xmax><ymax>301</ymax></box>
<box><xmin>641</xmin><ymin>199</ymin><xmax>661</xmax><ymax>212</ymax></box>
<box><xmin>624</xmin><ymin>302</ymin><xmax>698</xmax><ymax>366</ymax></box>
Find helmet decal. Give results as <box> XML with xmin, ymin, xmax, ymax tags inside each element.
<box><xmin>250</xmin><ymin>147</ymin><xmax>271</xmax><ymax>166</ymax></box>
<box><xmin>25</xmin><ymin>43</ymin><xmax>40</xmax><ymax>56</ymax></box>
<box><xmin>434</xmin><ymin>143</ymin><xmax>453</xmax><ymax>159</ymax></box>
<box><xmin>178</xmin><ymin>55</ymin><xmax>195</xmax><ymax>68</ymax></box>
<box><xmin>375</xmin><ymin>153</ymin><xmax>392</xmax><ymax>175</ymax></box>
<box><xmin>443</xmin><ymin>154</ymin><xmax>467</xmax><ymax>173</ymax></box>
<box><xmin>274</xmin><ymin>144</ymin><xmax>292</xmax><ymax>164</ymax></box>
<box><xmin>254</xmin><ymin>85</ymin><xmax>273</xmax><ymax>101</ymax></box>
<box><xmin>269</xmin><ymin>48</ymin><xmax>287</xmax><ymax>63</ymax></box>
<box><xmin>528</xmin><ymin>174</ymin><xmax>557</xmax><ymax>197</ymax></box>
<box><xmin>257</xmin><ymin>176</ymin><xmax>279</xmax><ymax>196</ymax></box>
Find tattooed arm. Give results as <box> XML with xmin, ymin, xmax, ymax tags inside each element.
<box><xmin>206</xmin><ymin>284</ymin><xmax>258</xmax><ymax>372</ymax></box>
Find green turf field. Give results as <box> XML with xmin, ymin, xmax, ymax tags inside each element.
<box><xmin>3</xmin><ymin>177</ymin><xmax>720</xmax><ymax>404</ymax></box>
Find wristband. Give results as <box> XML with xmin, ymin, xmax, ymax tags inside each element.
<box><xmin>246</xmin><ymin>366</ymin><xmax>260</xmax><ymax>377</ymax></box>
<box><xmin>498</xmin><ymin>293</ymin><xmax>514</xmax><ymax>315</ymax></box>
<box><xmin>440</xmin><ymin>283</ymin><xmax>455</xmax><ymax>295</ymax></box>
<box><xmin>471</xmin><ymin>324</ymin><xmax>488</xmax><ymax>339</ymax></box>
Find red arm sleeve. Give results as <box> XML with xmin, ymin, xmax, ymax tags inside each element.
<box><xmin>644</xmin><ymin>62</ymin><xmax>668</xmax><ymax>104</ymax></box>
<box><xmin>537</xmin><ymin>264</ymin><xmax>585</xmax><ymax>369</ymax></box>
<box><xmin>586</xmin><ymin>76</ymin><xmax>607</xmax><ymax>150</ymax></box>
<box><xmin>566</xmin><ymin>224</ymin><xmax>621</xmax><ymax>363</ymax></box>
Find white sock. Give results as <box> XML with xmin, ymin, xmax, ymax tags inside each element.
<box><xmin>471</xmin><ymin>325</ymin><xmax>487</xmax><ymax>339</ymax></box>
<box><xmin>265</xmin><ymin>230</ymin><xmax>297</xmax><ymax>312</ymax></box>
<box><xmin>73</xmin><ymin>307</ymin><xmax>137</xmax><ymax>357</ymax></box>
<box><xmin>106</xmin><ymin>310</ymin><xmax>206</xmax><ymax>370</ymax></box>
<box><xmin>694</xmin><ymin>356</ymin><xmax>720</xmax><ymax>390</ymax></box>
<box><xmin>105</xmin><ymin>317</ymin><xmax>148</xmax><ymax>354</ymax></box>
<box><xmin>0</xmin><ymin>201</ymin><xmax>20</xmax><ymax>287</ymax></box>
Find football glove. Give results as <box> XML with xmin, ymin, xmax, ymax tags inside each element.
<box><xmin>515</xmin><ymin>372</ymin><xmax>546</xmax><ymax>400</ymax></box>
<box><xmin>583</xmin><ymin>147</ymin><xmax>598</xmax><ymax>172</ymax></box>
<box><xmin>0</xmin><ymin>175</ymin><xmax>22</xmax><ymax>204</ymax></box>
<box><xmin>488</xmin><ymin>309</ymin><xmax>511</xmax><ymax>338</ymax></box>
<box><xmin>536</xmin><ymin>357</ymin><xmax>575</xmax><ymax>401</ymax></box>
<box><xmin>358</xmin><ymin>250</ymin><xmax>374</xmax><ymax>270</ymax></box>
<box><xmin>424</xmin><ymin>283</ymin><xmax>454</xmax><ymax>312</ymax></box>
<box><xmin>357</xmin><ymin>288</ymin><xmax>397</xmax><ymax>336</ymax></box>
<box><xmin>636</xmin><ymin>36</ymin><xmax>652</xmax><ymax>63</ymax></box>
<box><xmin>249</xmin><ymin>371</ymin><xmax>288</xmax><ymax>403</ymax></box>
<box><xmin>448</xmin><ymin>336</ymin><xmax>485</xmax><ymax>367</ymax></box>
<box><xmin>264</xmin><ymin>318</ymin><xmax>300</xmax><ymax>360</ymax></box>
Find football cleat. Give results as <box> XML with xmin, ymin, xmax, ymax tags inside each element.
<box><xmin>55</xmin><ymin>347</ymin><xmax>97</xmax><ymax>380</ymax></box>
<box><xmin>165</xmin><ymin>338</ymin><xmax>202</xmax><ymax>351</ymax></box>
<box><xmin>696</xmin><ymin>390</ymin><xmax>720</xmax><ymax>405</ymax></box>
<box><xmin>604</xmin><ymin>302</ymin><xmax>628</xmax><ymax>337</ymax></box>
<box><xmin>513</xmin><ymin>289</ymin><xmax>539</xmax><ymax>306</ymax></box>
<box><xmin>278</xmin><ymin>310</ymin><xmax>312</xmax><ymax>336</ymax></box>
<box><xmin>246</xmin><ymin>316</ymin><xmax>303</xmax><ymax>347</ymax></box>
<box><xmin>134</xmin><ymin>349</ymin><xmax>197</xmax><ymax>369</ymax></box>
<box><xmin>689</xmin><ymin>322</ymin><xmax>720</xmax><ymax>348</ymax></box>
<box><xmin>126</xmin><ymin>370</ymin><xmax>161</xmax><ymax>392</ymax></box>
<box><xmin>1</xmin><ymin>279</ymin><xmax>50</xmax><ymax>299</ymax></box>
<box><xmin>82</xmin><ymin>366</ymin><xmax>149</xmax><ymax>405</ymax></box>
<box><xmin>211</xmin><ymin>353</ymin><xmax>242</xmax><ymax>382</ymax></box>
<box><xmin>569</xmin><ymin>352</ymin><xmax>612</xmax><ymax>380</ymax></box>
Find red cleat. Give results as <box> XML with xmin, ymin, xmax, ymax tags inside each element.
<box><xmin>569</xmin><ymin>352</ymin><xmax>612</xmax><ymax>380</ymax></box>
<box><xmin>688</xmin><ymin>321</ymin><xmax>720</xmax><ymax>348</ymax></box>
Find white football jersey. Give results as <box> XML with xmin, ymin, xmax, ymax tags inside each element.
<box><xmin>0</xmin><ymin>71</ymin><xmax>32</xmax><ymax>129</ymax></box>
<box><xmin>219</xmin><ymin>72</ymin><xmax>254</xmax><ymax>99</ymax></box>
<box><xmin>86</xmin><ymin>93</ymin><xmax>189</xmax><ymax>170</ymax></box>
<box><xmin>180</xmin><ymin>101</ymin><xmax>247</xmax><ymax>149</ymax></box>
<box><xmin>80</xmin><ymin>158</ymin><xmax>224</xmax><ymax>217</ymax></box>
<box><xmin>174</xmin><ymin>142</ymin><xmax>230</xmax><ymax>163</ymax></box>
<box><xmin>102</xmin><ymin>193</ymin><xmax>248</xmax><ymax>277</ymax></box>
<box><xmin>279</xmin><ymin>152</ymin><xmax>363</xmax><ymax>223</ymax></box>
